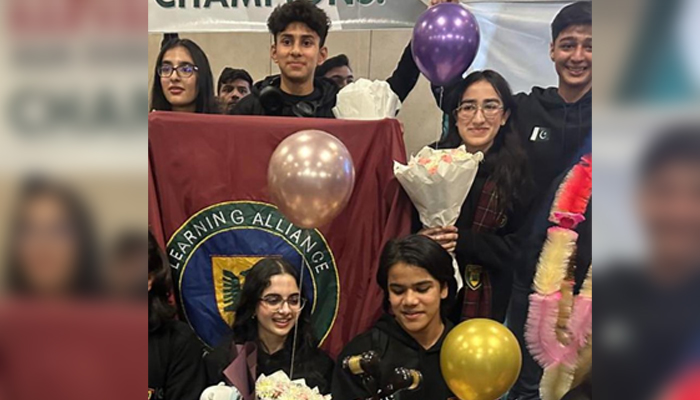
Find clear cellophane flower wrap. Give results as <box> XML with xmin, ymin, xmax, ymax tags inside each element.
<box><xmin>394</xmin><ymin>145</ymin><xmax>484</xmax><ymax>289</ymax></box>
<box><xmin>332</xmin><ymin>78</ymin><xmax>401</xmax><ymax>120</ymax></box>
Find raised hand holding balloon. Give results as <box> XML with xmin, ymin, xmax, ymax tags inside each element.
<box><xmin>412</xmin><ymin>2</ymin><xmax>480</xmax><ymax>87</ymax></box>
<box><xmin>267</xmin><ymin>130</ymin><xmax>356</xmax><ymax>229</ymax></box>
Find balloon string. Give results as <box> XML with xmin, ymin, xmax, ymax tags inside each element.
<box><xmin>435</xmin><ymin>86</ymin><xmax>444</xmax><ymax>150</ymax></box>
<box><xmin>289</xmin><ymin>255</ymin><xmax>307</xmax><ymax>380</ymax></box>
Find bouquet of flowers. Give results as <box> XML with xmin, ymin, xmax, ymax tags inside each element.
<box><xmin>332</xmin><ymin>78</ymin><xmax>401</xmax><ymax>120</ymax></box>
<box><xmin>255</xmin><ymin>371</ymin><xmax>331</xmax><ymax>400</ymax></box>
<box><xmin>394</xmin><ymin>145</ymin><xmax>483</xmax><ymax>288</ymax></box>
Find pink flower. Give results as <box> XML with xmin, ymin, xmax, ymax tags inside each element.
<box><xmin>441</xmin><ymin>154</ymin><xmax>453</xmax><ymax>164</ymax></box>
<box><xmin>418</xmin><ymin>157</ymin><xmax>431</xmax><ymax>165</ymax></box>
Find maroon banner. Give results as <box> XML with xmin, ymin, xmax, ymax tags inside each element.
<box><xmin>148</xmin><ymin>112</ymin><xmax>411</xmax><ymax>357</ymax></box>
<box><xmin>0</xmin><ymin>300</ymin><xmax>146</xmax><ymax>400</ymax></box>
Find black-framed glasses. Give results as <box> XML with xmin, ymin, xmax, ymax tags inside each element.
<box><xmin>453</xmin><ymin>102</ymin><xmax>504</xmax><ymax>120</ymax></box>
<box><xmin>157</xmin><ymin>63</ymin><xmax>199</xmax><ymax>78</ymax></box>
<box><xmin>259</xmin><ymin>294</ymin><xmax>307</xmax><ymax>311</ymax></box>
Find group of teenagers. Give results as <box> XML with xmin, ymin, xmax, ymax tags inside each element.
<box><xmin>148</xmin><ymin>0</ymin><xmax>592</xmax><ymax>399</ymax></box>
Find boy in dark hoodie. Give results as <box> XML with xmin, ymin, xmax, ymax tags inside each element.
<box><xmin>230</xmin><ymin>0</ymin><xmax>336</xmax><ymax>118</ymax></box>
<box><xmin>432</xmin><ymin>1</ymin><xmax>591</xmax><ymax>195</ymax></box>
<box><xmin>230</xmin><ymin>0</ymin><xmax>425</xmax><ymax>119</ymax></box>
<box><xmin>514</xmin><ymin>1</ymin><xmax>592</xmax><ymax>195</ymax></box>
<box><xmin>331</xmin><ymin>235</ymin><xmax>457</xmax><ymax>400</ymax></box>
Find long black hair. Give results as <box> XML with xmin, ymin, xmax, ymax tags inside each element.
<box><xmin>377</xmin><ymin>235</ymin><xmax>457</xmax><ymax>317</ymax></box>
<box><xmin>439</xmin><ymin>70</ymin><xmax>531</xmax><ymax>212</ymax></box>
<box><xmin>150</xmin><ymin>38</ymin><xmax>219</xmax><ymax>114</ymax></box>
<box><xmin>148</xmin><ymin>230</ymin><xmax>176</xmax><ymax>333</ymax></box>
<box><xmin>5</xmin><ymin>177</ymin><xmax>101</xmax><ymax>297</ymax></box>
<box><xmin>232</xmin><ymin>258</ymin><xmax>317</xmax><ymax>356</ymax></box>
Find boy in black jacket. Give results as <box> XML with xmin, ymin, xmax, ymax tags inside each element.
<box><xmin>230</xmin><ymin>0</ymin><xmax>422</xmax><ymax>119</ymax></box>
<box><xmin>231</xmin><ymin>0</ymin><xmax>334</xmax><ymax>118</ymax></box>
<box><xmin>514</xmin><ymin>1</ymin><xmax>592</xmax><ymax>195</ymax></box>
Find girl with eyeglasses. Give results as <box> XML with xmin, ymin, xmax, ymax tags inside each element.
<box><xmin>204</xmin><ymin>258</ymin><xmax>334</xmax><ymax>394</ymax></box>
<box><xmin>417</xmin><ymin>70</ymin><xmax>533</xmax><ymax>323</ymax></box>
<box><xmin>150</xmin><ymin>38</ymin><xmax>219</xmax><ymax>114</ymax></box>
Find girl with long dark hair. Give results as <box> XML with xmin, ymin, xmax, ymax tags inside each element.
<box><xmin>204</xmin><ymin>258</ymin><xmax>334</xmax><ymax>394</ymax></box>
<box><xmin>418</xmin><ymin>70</ymin><xmax>533</xmax><ymax>323</ymax></box>
<box><xmin>150</xmin><ymin>38</ymin><xmax>219</xmax><ymax>114</ymax></box>
<box><xmin>148</xmin><ymin>230</ymin><xmax>206</xmax><ymax>400</ymax></box>
<box><xmin>5</xmin><ymin>178</ymin><xmax>100</xmax><ymax>297</ymax></box>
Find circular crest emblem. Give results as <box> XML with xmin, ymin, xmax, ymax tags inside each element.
<box><xmin>167</xmin><ymin>201</ymin><xmax>339</xmax><ymax>348</ymax></box>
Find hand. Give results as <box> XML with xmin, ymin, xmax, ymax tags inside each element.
<box><xmin>419</xmin><ymin>226</ymin><xmax>458</xmax><ymax>253</ymax></box>
<box><xmin>430</xmin><ymin>0</ymin><xmax>460</xmax><ymax>7</ymax></box>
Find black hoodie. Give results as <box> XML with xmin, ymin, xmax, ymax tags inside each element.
<box><xmin>149</xmin><ymin>320</ymin><xmax>207</xmax><ymax>400</ymax></box>
<box><xmin>230</xmin><ymin>75</ymin><xmax>339</xmax><ymax>118</ymax></box>
<box><xmin>513</xmin><ymin>87</ymin><xmax>592</xmax><ymax>194</ymax></box>
<box><xmin>331</xmin><ymin>314</ymin><xmax>455</xmax><ymax>400</ymax></box>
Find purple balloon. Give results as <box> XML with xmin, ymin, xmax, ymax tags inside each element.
<box><xmin>412</xmin><ymin>3</ymin><xmax>480</xmax><ymax>87</ymax></box>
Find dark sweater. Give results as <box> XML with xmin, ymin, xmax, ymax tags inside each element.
<box><xmin>230</xmin><ymin>42</ymin><xmax>421</xmax><ymax>119</ymax></box>
<box><xmin>204</xmin><ymin>337</ymin><xmax>335</xmax><ymax>395</ymax></box>
<box><xmin>332</xmin><ymin>314</ymin><xmax>454</xmax><ymax>400</ymax></box>
<box><xmin>148</xmin><ymin>320</ymin><xmax>207</xmax><ymax>400</ymax></box>
<box><xmin>513</xmin><ymin>88</ymin><xmax>592</xmax><ymax>196</ymax></box>
<box><xmin>230</xmin><ymin>75</ymin><xmax>339</xmax><ymax>118</ymax></box>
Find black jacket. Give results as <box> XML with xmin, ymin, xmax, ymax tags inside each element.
<box><xmin>513</xmin><ymin>87</ymin><xmax>592</xmax><ymax>195</ymax></box>
<box><xmin>230</xmin><ymin>42</ymin><xmax>421</xmax><ymax>119</ymax></box>
<box><xmin>386</xmin><ymin>42</ymin><xmax>422</xmax><ymax>104</ymax></box>
<box><xmin>204</xmin><ymin>337</ymin><xmax>335</xmax><ymax>395</ymax></box>
<box><xmin>148</xmin><ymin>320</ymin><xmax>207</xmax><ymax>400</ymax></box>
<box><xmin>331</xmin><ymin>314</ymin><xmax>454</xmax><ymax>400</ymax></box>
<box><xmin>230</xmin><ymin>75</ymin><xmax>339</xmax><ymax>118</ymax></box>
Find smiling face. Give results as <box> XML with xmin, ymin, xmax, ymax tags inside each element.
<box><xmin>160</xmin><ymin>46</ymin><xmax>199</xmax><ymax>112</ymax></box>
<box><xmin>271</xmin><ymin>22</ymin><xmax>328</xmax><ymax>85</ymax></box>
<box><xmin>455</xmin><ymin>80</ymin><xmax>510</xmax><ymax>153</ymax></box>
<box><xmin>387</xmin><ymin>262</ymin><xmax>447</xmax><ymax>337</ymax></box>
<box><xmin>255</xmin><ymin>273</ymin><xmax>301</xmax><ymax>340</ymax></box>
<box><xmin>550</xmin><ymin>24</ymin><xmax>593</xmax><ymax>95</ymax></box>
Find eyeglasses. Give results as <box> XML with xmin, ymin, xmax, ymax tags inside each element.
<box><xmin>453</xmin><ymin>102</ymin><xmax>504</xmax><ymax>120</ymax></box>
<box><xmin>259</xmin><ymin>294</ymin><xmax>307</xmax><ymax>311</ymax></box>
<box><xmin>157</xmin><ymin>63</ymin><xmax>199</xmax><ymax>78</ymax></box>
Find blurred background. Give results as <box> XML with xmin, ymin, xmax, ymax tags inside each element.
<box><xmin>0</xmin><ymin>0</ymin><xmax>146</xmax><ymax>297</ymax></box>
<box><xmin>594</xmin><ymin>0</ymin><xmax>700</xmax><ymax>399</ymax></box>
<box><xmin>594</xmin><ymin>0</ymin><xmax>700</xmax><ymax>265</ymax></box>
<box><xmin>0</xmin><ymin>0</ymin><xmax>145</xmax><ymax>399</ymax></box>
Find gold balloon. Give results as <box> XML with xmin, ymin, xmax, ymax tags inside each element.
<box><xmin>268</xmin><ymin>130</ymin><xmax>356</xmax><ymax>229</ymax></box>
<box><xmin>441</xmin><ymin>319</ymin><xmax>522</xmax><ymax>400</ymax></box>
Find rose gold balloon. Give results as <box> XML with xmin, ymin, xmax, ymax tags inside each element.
<box><xmin>268</xmin><ymin>130</ymin><xmax>356</xmax><ymax>229</ymax></box>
